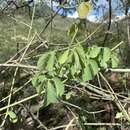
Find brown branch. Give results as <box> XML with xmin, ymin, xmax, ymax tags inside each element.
<box><xmin>103</xmin><ymin>0</ymin><xmax>112</xmax><ymax>46</ymax></box>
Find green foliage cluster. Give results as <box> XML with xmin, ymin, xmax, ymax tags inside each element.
<box><xmin>0</xmin><ymin>1</ymin><xmax>127</xmax><ymax>128</ymax></box>
<box><xmin>32</xmin><ymin>43</ymin><xmax>119</xmax><ymax>106</ymax></box>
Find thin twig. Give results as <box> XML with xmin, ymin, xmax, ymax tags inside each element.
<box><xmin>65</xmin><ymin>118</ymin><xmax>75</xmax><ymax>130</ymax></box>
<box><xmin>0</xmin><ymin>33</ymin><xmax>36</xmax><ymax>127</ymax></box>
<box><xmin>106</xmin><ymin>68</ymin><xmax>130</xmax><ymax>73</ymax></box>
<box><xmin>111</xmin><ymin>41</ymin><xmax>124</xmax><ymax>51</ymax></box>
<box><xmin>23</xmin><ymin>104</ymin><xmax>48</xmax><ymax>130</ymax></box>
<box><xmin>0</xmin><ymin>63</ymin><xmax>37</xmax><ymax>70</ymax></box>
<box><xmin>50</xmin><ymin>123</ymin><xmax>121</xmax><ymax>130</ymax></box>
<box><xmin>61</xmin><ymin>100</ymin><xmax>106</xmax><ymax>114</ymax></box>
<box><xmin>0</xmin><ymin>91</ymin><xmax>45</xmax><ymax>112</ymax></box>
<box><xmin>99</xmin><ymin>72</ymin><xmax>130</xmax><ymax>122</ymax></box>
<box><xmin>0</xmin><ymin>79</ymin><xmax>31</xmax><ymax>103</ymax></box>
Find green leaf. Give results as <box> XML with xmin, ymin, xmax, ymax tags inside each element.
<box><xmin>89</xmin><ymin>46</ymin><xmax>101</xmax><ymax>58</ymax></box>
<box><xmin>35</xmin><ymin>84</ymin><xmax>44</xmax><ymax>94</ymax></box>
<box><xmin>37</xmin><ymin>53</ymin><xmax>49</xmax><ymax>71</ymax></box>
<box><xmin>59</xmin><ymin>67</ymin><xmax>66</xmax><ymax>77</ymax></box>
<box><xmin>53</xmin><ymin>77</ymin><xmax>64</xmax><ymax>97</ymax></box>
<box><xmin>32</xmin><ymin>73</ymin><xmax>40</xmax><ymax>87</ymax></box>
<box><xmin>102</xmin><ymin>48</ymin><xmax>111</xmax><ymax>62</ymax></box>
<box><xmin>7</xmin><ymin>111</ymin><xmax>17</xmax><ymax>123</ymax></box>
<box><xmin>98</xmin><ymin>48</ymin><xmax>111</xmax><ymax>68</ymax></box>
<box><xmin>32</xmin><ymin>74</ymin><xmax>46</xmax><ymax>94</ymax></box>
<box><xmin>59</xmin><ymin>50</ymin><xmax>69</xmax><ymax>65</ymax></box>
<box><xmin>89</xmin><ymin>60</ymin><xmax>99</xmax><ymax>76</ymax></box>
<box><xmin>45</xmin><ymin>81</ymin><xmax>58</xmax><ymax>106</ymax></box>
<box><xmin>73</xmin><ymin>50</ymin><xmax>81</xmax><ymax>71</ymax></box>
<box><xmin>38</xmin><ymin>75</ymin><xmax>46</xmax><ymax>83</ymax></box>
<box><xmin>115</xmin><ymin>112</ymin><xmax>124</xmax><ymax>119</ymax></box>
<box><xmin>111</xmin><ymin>53</ymin><xmax>119</xmax><ymax>68</ymax></box>
<box><xmin>67</xmin><ymin>52</ymin><xmax>73</xmax><ymax>63</ymax></box>
<box><xmin>82</xmin><ymin>64</ymin><xmax>93</xmax><ymax>81</ymax></box>
<box><xmin>100</xmin><ymin>60</ymin><xmax>108</xmax><ymax>68</ymax></box>
<box><xmin>82</xmin><ymin>60</ymin><xmax>99</xmax><ymax>81</ymax></box>
<box><xmin>76</xmin><ymin>45</ymin><xmax>85</xmax><ymax>59</ymax></box>
<box><xmin>36</xmin><ymin>75</ymin><xmax>46</xmax><ymax>94</ymax></box>
<box><xmin>77</xmin><ymin>2</ymin><xmax>92</xmax><ymax>19</ymax></box>
<box><xmin>46</xmin><ymin>51</ymin><xmax>55</xmax><ymax>71</ymax></box>
<box><xmin>76</xmin><ymin>45</ymin><xmax>86</xmax><ymax>66</ymax></box>
<box><xmin>67</xmin><ymin>23</ymin><xmax>78</xmax><ymax>37</ymax></box>
<box><xmin>70</xmin><ymin>64</ymin><xmax>77</xmax><ymax>77</ymax></box>
<box><xmin>7</xmin><ymin>111</ymin><xmax>17</xmax><ymax>119</ymax></box>
<box><xmin>98</xmin><ymin>55</ymin><xmax>108</xmax><ymax>68</ymax></box>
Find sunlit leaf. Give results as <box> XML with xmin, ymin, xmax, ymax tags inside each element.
<box><xmin>7</xmin><ymin>111</ymin><xmax>17</xmax><ymax>123</ymax></box>
<box><xmin>46</xmin><ymin>51</ymin><xmax>55</xmax><ymax>71</ymax></box>
<box><xmin>76</xmin><ymin>45</ymin><xmax>86</xmax><ymax>65</ymax></box>
<box><xmin>73</xmin><ymin>50</ymin><xmax>81</xmax><ymax>71</ymax></box>
<box><xmin>115</xmin><ymin>112</ymin><xmax>124</xmax><ymax>119</ymax></box>
<box><xmin>100</xmin><ymin>59</ymin><xmax>108</xmax><ymax>68</ymax></box>
<box><xmin>89</xmin><ymin>59</ymin><xmax>99</xmax><ymax>76</ymax></box>
<box><xmin>38</xmin><ymin>75</ymin><xmax>46</xmax><ymax>83</ymax></box>
<box><xmin>59</xmin><ymin>50</ymin><xmax>69</xmax><ymax>65</ymax></box>
<box><xmin>32</xmin><ymin>73</ymin><xmax>40</xmax><ymax>87</ymax></box>
<box><xmin>77</xmin><ymin>2</ymin><xmax>92</xmax><ymax>19</ymax></box>
<box><xmin>53</xmin><ymin>77</ymin><xmax>64</xmax><ymax>97</ymax></box>
<box><xmin>44</xmin><ymin>81</ymin><xmax>58</xmax><ymax>106</ymax></box>
<box><xmin>76</xmin><ymin>45</ymin><xmax>85</xmax><ymax>58</ymax></box>
<box><xmin>36</xmin><ymin>75</ymin><xmax>46</xmax><ymax>93</ymax></box>
<box><xmin>81</xmin><ymin>59</ymin><xmax>99</xmax><ymax>81</ymax></box>
<box><xmin>82</xmin><ymin>64</ymin><xmax>93</xmax><ymax>81</ymax></box>
<box><xmin>98</xmin><ymin>48</ymin><xmax>111</xmax><ymax>68</ymax></box>
<box><xmin>35</xmin><ymin>84</ymin><xmax>43</xmax><ymax>94</ymax></box>
<box><xmin>102</xmin><ymin>48</ymin><xmax>111</xmax><ymax>62</ymax></box>
<box><xmin>67</xmin><ymin>52</ymin><xmax>73</xmax><ymax>63</ymax></box>
<box><xmin>70</xmin><ymin>64</ymin><xmax>77</xmax><ymax>77</ymax></box>
<box><xmin>111</xmin><ymin>53</ymin><xmax>119</xmax><ymax>68</ymax></box>
<box><xmin>59</xmin><ymin>67</ymin><xmax>66</xmax><ymax>77</ymax></box>
<box><xmin>32</xmin><ymin>74</ymin><xmax>45</xmax><ymax>85</ymax></box>
<box><xmin>89</xmin><ymin>46</ymin><xmax>101</xmax><ymax>58</ymax></box>
<box><xmin>37</xmin><ymin>53</ymin><xmax>49</xmax><ymax>71</ymax></box>
<box><xmin>98</xmin><ymin>54</ymin><xmax>107</xmax><ymax>68</ymax></box>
